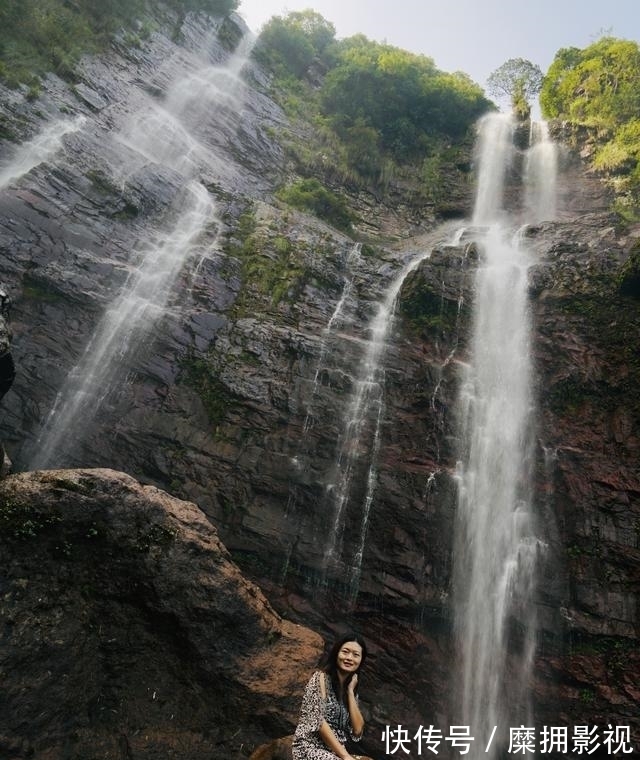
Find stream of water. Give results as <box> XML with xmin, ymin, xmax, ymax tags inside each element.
<box><xmin>29</xmin><ymin>35</ymin><xmax>255</xmax><ymax>468</ymax></box>
<box><xmin>0</xmin><ymin>116</ymin><xmax>86</xmax><ymax>190</ymax></box>
<box><xmin>453</xmin><ymin>113</ymin><xmax>556</xmax><ymax>756</ymax></box>
<box><xmin>31</xmin><ymin>181</ymin><xmax>215</xmax><ymax>468</ymax></box>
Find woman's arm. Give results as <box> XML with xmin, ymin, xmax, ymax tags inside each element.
<box><xmin>318</xmin><ymin>721</ymin><xmax>357</xmax><ymax>760</ymax></box>
<box><xmin>346</xmin><ymin>675</ymin><xmax>365</xmax><ymax>739</ymax></box>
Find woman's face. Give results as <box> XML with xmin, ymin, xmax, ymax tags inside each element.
<box><xmin>336</xmin><ymin>641</ymin><xmax>363</xmax><ymax>675</ymax></box>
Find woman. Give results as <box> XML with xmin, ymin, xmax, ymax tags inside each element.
<box><xmin>292</xmin><ymin>633</ymin><xmax>367</xmax><ymax>760</ymax></box>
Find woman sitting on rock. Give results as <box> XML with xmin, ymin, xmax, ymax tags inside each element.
<box><xmin>292</xmin><ymin>633</ymin><xmax>366</xmax><ymax>760</ymax></box>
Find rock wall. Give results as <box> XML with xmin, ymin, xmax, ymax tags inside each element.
<box><xmin>384</xmin><ymin>211</ymin><xmax>640</xmax><ymax>746</ymax></box>
<box><xmin>0</xmin><ymin>9</ymin><xmax>637</xmax><ymax>759</ymax></box>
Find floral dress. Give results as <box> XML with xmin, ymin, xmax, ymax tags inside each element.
<box><xmin>292</xmin><ymin>670</ymin><xmax>362</xmax><ymax>760</ymax></box>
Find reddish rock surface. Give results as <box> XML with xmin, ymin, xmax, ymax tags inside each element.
<box><xmin>0</xmin><ymin>468</ymin><xmax>322</xmax><ymax>759</ymax></box>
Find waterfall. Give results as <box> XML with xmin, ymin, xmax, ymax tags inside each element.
<box><xmin>303</xmin><ymin>242</ymin><xmax>362</xmax><ymax>434</ymax></box>
<box><xmin>524</xmin><ymin>121</ymin><xmax>558</xmax><ymax>222</ymax></box>
<box><xmin>115</xmin><ymin>32</ymin><xmax>255</xmax><ymax>178</ymax></box>
<box><xmin>30</xmin><ymin>181</ymin><xmax>215</xmax><ymax>468</ymax></box>
<box><xmin>28</xmin><ymin>34</ymin><xmax>256</xmax><ymax>469</ymax></box>
<box><xmin>0</xmin><ymin>117</ymin><xmax>86</xmax><ymax>190</ymax></box>
<box><xmin>322</xmin><ymin>247</ymin><xmax>434</xmax><ymax>582</ymax></box>
<box><xmin>472</xmin><ymin>113</ymin><xmax>514</xmax><ymax>225</ymax></box>
<box><xmin>453</xmin><ymin>112</ymin><xmax>554</xmax><ymax>756</ymax></box>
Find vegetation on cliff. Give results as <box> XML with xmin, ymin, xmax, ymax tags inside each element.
<box><xmin>541</xmin><ymin>36</ymin><xmax>640</xmax><ymax>217</ymax></box>
<box><xmin>254</xmin><ymin>10</ymin><xmax>492</xmax><ymax>215</ymax></box>
<box><xmin>0</xmin><ymin>0</ymin><xmax>238</xmax><ymax>87</ymax></box>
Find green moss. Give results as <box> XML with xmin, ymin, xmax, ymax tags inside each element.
<box><xmin>398</xmin><ymin>276</ymin><xmax>463</xmax><ymax>336</ymax></box>
<box><xmin>216</xmin><ymin>13</ymin><xmax>244</xmax><ymax>52</ymax></box>
<box><xmin>617</xmin><ymin>240</ymin><xmax>640</xmax><ymax>298</ymax></box>
<box><xmin>135</xmin><ymin>522</ymin><xmax>178</xmax><ymax>552</ymax></box>
<box><xmin>21</xmin><ymin>274</ymin><xmax>67</xmax><ymax>304</ymax></box>
<box><xmin>179</xmin><ymin>355</ymin><xmax>234</xmax><ymax>427</ymax></box>
<box><xmin>0</xmin><ymin>0</ymin><xmax>239</xmax><ymax>87</ymax></box>
<box><xmin>0</xmin><ymin>497</ymin><xmax>62</xmax><ymax>541</ymax></box>
<box><xmin>548</xmin><ymin>284</ymin><xmax>640</xmax><ymax>418</ymax></box>
<box><xmin>579</xmin><ymin>688</ymin><xmax>596</xmax><ymax>705</ymax></box>
<box><xmin>226</xmin><ymin>209</ymin><xmax>321</xmax><ymax>309</ymax></box>
<box><xmin>276</xmin><ymin>178</ymin><xmax>353</xmax><ymax>232</ymax></box>
<box><xmin>112</xmin><ymin>202</ymin><xmax>139</xmax><ymax>220</ymax></box>
<box><xmin>86</xmin><ymin>169</ymin><xmax>119</xmax><ymax>194</ymax></box>
<box><xmin>242</xmin><ymin>246</ymin><xmax>309</xmax><ymax>306</ymax></box>
<box><xmin>566</xmin><ymin>544</ymin><xmax>585</xmax><ymax>559</ymax></box>
<box><xmin>225</xmin><ymin>208</ymin><xmax>258</xmax><ymax>259</ymax></box>
<box><xmin>0</xmin><ymin>116</ymin><xmax>17</xmax><ymax>141</ymax></box>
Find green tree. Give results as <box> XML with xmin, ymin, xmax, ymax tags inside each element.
<box><xmin>276</xmin><ymin>178</ymin><xmax>352</xmax><ymax>230</ymax></box>
<box><xmin>0</xmin><ymin>0</ymin><xmax>238</xmax><ymax>86</ymax></box>
<box><xmin>256</xmin><ymin>12</ymin><xmax>491</xmax><ymax>203</ymax></box>
<box><xmin>321</xmin><ymin>37</ymin><xmax>489</xmax><ymax>159</ymax></box>
<box><xmin>254</xmin><ymin>10</ymin><xmax>335</xmax><ymax>77</ymax></box>
<box><xmin>487</xmin><ymin>58</ymin><xmax>543</xmax><ymax>119</ymax></box>
<box><xmin>540</xmin><ymin>37</ymin><xmax>640</xmax><ymax>129</ymax></box>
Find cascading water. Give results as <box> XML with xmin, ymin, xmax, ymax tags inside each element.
<box><xmin>115</xmin><ymin>33</ymin><xmax>255</xmax><ymax>179</ymax></box>
<box><xmin>472</xmin><ymin>113</ymin><xmax>514</xmax><ymax>225</ymax></box>
<box><xmin>322</xmin><ymin>246</ymin><xmax>437</xmax><ymax>588</ymax></box>
<box><xmin>303</xmin><ymin>242</ymin><xmax>362</xmax><ymax>434</ymax></box>
<box><xmin>453</xmin><ymin>112</ymin><xmax>556</xmax><ymax>755</ymax></box>
<box><xmin>524</xmin><ymin>121</ymin><xmax>558</xmax><ymax>223</ymax></box>
<box><xmin>0</xmin><ymin>116</ymin><xmax>86</xmax><ymax>190</ymax></box>
<box><xmin>30</xmin><ymin>181</ymin><xmax>215</xmax><ymax>468</ymax></box>
<box><xmin>28</xmin><ymin>35</ymin><xmax>255</xmax><ymax>469</ymax></box>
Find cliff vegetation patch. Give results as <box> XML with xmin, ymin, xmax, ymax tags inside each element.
<box><xmin>276</xmin><ymin>178</ymin><xmax>353</xmax><ymax>232</ymax></box>
<box><xmin>0</xmin><ymin>0</ymin><xmax>239</xmax><ymax>88</ymax></box>
<box><xmin>541</xmin><ymin>36</ymin><xmax>640</xmax><ymax>217</ymax></box>
<box><xmin>253</xmin><ymin>10</ymin><xmax>490</xmax><ymax>214</ymax></box>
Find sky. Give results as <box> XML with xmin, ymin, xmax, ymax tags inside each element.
<box><xmin>236</xmin><ymin>0</ymin><xmax>640</xmax><ymax>108</ymax></box>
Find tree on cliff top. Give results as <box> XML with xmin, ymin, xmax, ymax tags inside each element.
<box><xmin>540</xmin><ymin>36</ymin><xmax>640</xmax><ymax>129</ymax></box>
<box><xmin>487</xmin><ymin>58</ymin><xmax>543</xmax><ymax>120</ymax></box>
<box><xmin>254</xmin><ymin>10</ymin><xmax>336</xmax><ymax>76</ymax></box>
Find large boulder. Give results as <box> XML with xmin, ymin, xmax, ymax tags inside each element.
<box><xmin>0</xmin><ymin>468</ymin><xmax>322</xmax><ymax>759</ymax></box>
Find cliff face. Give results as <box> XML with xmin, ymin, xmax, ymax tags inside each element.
<box><xmin>0</xmin><ymin>10</ymin><xmax>638</xmax><ymax>759</ymax></box>
<box><xmin>391</xmin><ymin>212</ymin><xmax>640</xmax><ymax>743</ymax></box>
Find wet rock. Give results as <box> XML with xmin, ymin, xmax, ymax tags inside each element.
<box><xmin>0</xmin><ymin>7</ymin><xmax>637</xmax><ymax>755</ymax></box>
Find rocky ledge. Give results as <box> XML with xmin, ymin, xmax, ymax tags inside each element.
<box><xmin>0</xmin><ymin>468</ymin><xmax>322</xmax><ymax>759</ymax></box>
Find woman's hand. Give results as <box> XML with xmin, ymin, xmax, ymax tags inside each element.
<box><xmin>347</xmin><ymin>674</ymin><xmax>358</xmax><ymax>694</ymax></box>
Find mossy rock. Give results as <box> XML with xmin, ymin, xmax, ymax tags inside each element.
<box><xmin>178</xmin><ymin>356</ymin><xmax>235</xmax><ymax>427</ymax></box>
<box><xmin>618</xmin><ymin>240</ymin><xmax>640</xmax><ymax>299</ymax></box>
<box><xmin>398</xmin><ymin>269</ymin><xmax>463</xmax><ymax>337</ymax></box>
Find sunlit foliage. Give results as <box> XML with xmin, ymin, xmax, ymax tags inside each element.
<box><xmin>541</xmin><ymin>37</ymin><xmax>640</xmax><ymax>215</ymax></box>
<box><xmin>276</xmin><ymin>178</ymin><xmax>353</xmax><ymax>231</ymax></box>
<box><xmin>254</xmin><ymin>10</ymin><xmax>336</xmax><ymax>77</ymax></box>
<box><xmin>322</xmin><ymin>37</ymin><xmax>489</xmax><ymax>159</ymax></box>
<box><xmin>541</xmin><ymin>37</ymin><xmax>640</xmax><ymax>128</ymax></box>
<box><xmin>256</xmin><ymin>12</ymin><xmax>491</xmax><ymax>190</ymax></box>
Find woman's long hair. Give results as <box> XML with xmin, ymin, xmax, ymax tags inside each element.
<box><xmin>321</xmin><ymin>632</ymin><xmax>368</xmax><ymax>705</ymax></box>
